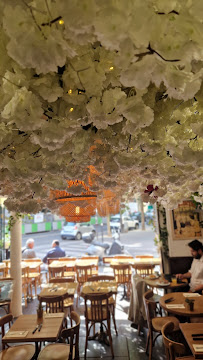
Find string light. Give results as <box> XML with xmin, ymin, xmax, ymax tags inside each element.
<box><xmin>68</xmin><ymin>89</ymin><xmax>72</xmax><ymax>94</ymax></box>
<box><xmin>58</xmin><ymin>19</ymin><xmax>64</xmax><ymax>25</ymax></box>
<box><xmin>75</xmin><ymin>206</ymin><xmax>80</xmax><ymax>215</ymax></box>
<box><xmin>109</xmin><ymin>66</ymin><xmax>114</xmax><ymax>71</ymax></box>
<box><xmin>69</xmin><ymin>107</ymin><xmax>74</xmax><ymax>112</ymax></box>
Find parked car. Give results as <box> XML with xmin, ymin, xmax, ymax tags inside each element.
<box><xmin>60</xmin><ymin>222</ymin><xmax>96</xmax><ymax>240</ymax></box>
<box><xmin>131</xmin><ymin>212</ymin><xmax>141</xmax><ymax>222</ymax></box>
<box><xmin>110</xmin><ymin>215</ymin><xmax>139</xmax><ymax>231</ymax></box>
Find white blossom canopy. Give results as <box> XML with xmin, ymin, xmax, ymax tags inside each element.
<box><xmin>0</xmin><ymin>0</ymin><xmax>203</xmax><ymax>212</ymax></box>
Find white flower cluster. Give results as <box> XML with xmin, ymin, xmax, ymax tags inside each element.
<box><xmin>0</xmin><ymin>0</ymin><xmax>202</xmax><ymax>212</ymax></box>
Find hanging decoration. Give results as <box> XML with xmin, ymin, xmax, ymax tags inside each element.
<box><xmin>51</xmin><ymin>179</ymin><xmax>97</xmax><ymax>222</ymax></box>
<box><xmin>97</xmin><ymin>190</ymin><xmax>120</xmax><ymax>217</ymax></box>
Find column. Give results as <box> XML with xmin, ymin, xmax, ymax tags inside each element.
<box><xmin>10</xmin><ymin>212</ymin><xmax>22</xmax><ymax>317</ymax></box>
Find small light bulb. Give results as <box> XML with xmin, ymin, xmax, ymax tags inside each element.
<box><xmin>58</xmin><ymin>19</ymin><xmax>64</xmax><ymax>25</ymax></box>
<box><xmin>109</xmin><ymin>66</ymin><xmax>114</xmax><ymax>71</ymax></box>
<box><xmin>76</xmin><ymin>206</ymin><xmax>80</xmax><ymax>215</ymax></box>
<box><xmin>69</xmin><ymin>107</ymin><xmax>74</xmax><ymax>112</ymax></box>
<box><xmin>68</xmin><ymin>89</ymin><xmax>72</xmax><ymax>94</ymax></box>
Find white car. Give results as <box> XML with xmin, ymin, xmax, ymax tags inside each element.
<box><xmin>61</xmin><ymin>222</ymin><xmax>96</xmax><ymax>240</ymax></box>
<box><xmin>110</xmin><ymin>216</ymin><xmax>139</xmax><ymax>231</ymax></box>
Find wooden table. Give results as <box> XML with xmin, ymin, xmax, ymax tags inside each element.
<box><xmin>82</xmin><ymin>281</ymin><xmax>117</xmax><ymax>296</ymax></box>
<box><xmin>180</xmin><ymin>323</ymin><xmax>203</xmax><ymax>359</ymax></box>
<box><xmin>145</xmin><ymin>277</ymin><xmax>188</xmax><ymax>291</ymax></box>
<box><xmin>39</xmin><ymin>282</ymin><xmax>77</xmax><ymax>297</ymax></box>
<box><xmin>2</xmin><ymin>313</ymin><xmax>64</xmax><ymax>356</ymax></box>
<box><xmin>159</xmin><ymin>292</ymin><xmax>203</xmax><ymax>317</ymax></box>
<box><xmin>0</xmin><ymin>262</ymin><xmax>42</xmax><ymax>270</ymax></box>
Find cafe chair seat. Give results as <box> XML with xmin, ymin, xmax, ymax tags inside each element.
<box><xmin>38</xmin><ymin>343</ymin><xmax>73</xmax><ymax>360</ymax></box>
<box><xmin>152</xmin><ymin>316</ymin><xmax>179</xmax><ymax>332</ymax></box>
<box><xmin>0</xmin><ymin>344</ymin><xmax>35</xmax><ymax>360</ymax></box>
<box><xmin>38</xmin><ymin>311</ymin><xmax>80</xmax><ymax>360</ymax></box>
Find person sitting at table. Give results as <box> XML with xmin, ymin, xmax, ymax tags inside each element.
<box><xmin>42</xmin><ymin>240</ymin><xmax>66</xmax><ymax>263</ymax></box>
<box><xmin>22</xmin><ymin>238</ymin><xmax>37</xmax><ymax>259</ymax></box>
<box><xmin>176</xmin><ymin>239</ymin><xmax>203</xmax><ymax>294</ymax></box>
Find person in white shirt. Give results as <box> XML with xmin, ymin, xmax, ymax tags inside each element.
<box><xmin>22</xmin><ymin>238</ymin><xmax>37</xmax><ymax>259</ymax></box>
<box><xmin>176</xmin><ymin>239</ymin><xmax>203</xmax><ymax>293</ymax></box>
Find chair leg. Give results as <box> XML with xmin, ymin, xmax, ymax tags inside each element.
<box><xmin>148</xmin><ymin>331</ymin><xmax>153</xmax><ymax>360</ymax></box>
<box><xmin>34</xmin><ymin>278</ymin><xmax>37</xmax><ymax>297</ymax></box>
<box><xmin>85</xmin><ymin>321</ymin><xmax>89</xmax><ymax>360</ymax></box>
<box><xmin>146</xmin><ymin>331</ymin><xmax>149</xmax><ymax>354</ymax></box>
<box><xmin>111</xmin><ymin>306</ymin><xmax>118</xmax><ymax>336</ymax></box>
<box><xmin>107</xmin><ymin>318</ymin><xmax>114</xmax><ymax>358</ymax></box>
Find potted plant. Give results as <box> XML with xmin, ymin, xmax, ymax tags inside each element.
<box><xmin>37</xmin><ymin>302</ymin><xmax>43</xmax><ymax>321</ymax></box>
<box><xmin>185</xmin><ymin>298</ymin><xmax>195</xmax><ymax>311</ymax></box>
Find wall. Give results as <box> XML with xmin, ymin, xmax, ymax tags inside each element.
<box><xmin>166</xmin><ymin>208</ymin><xmax>201</xmax><ymax>257</ymax></box>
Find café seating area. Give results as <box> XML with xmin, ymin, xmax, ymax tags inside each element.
<box><xmin>0</xmin><ymin>254</ymin><xmax>202</xmax><ymax>359</ymax></box>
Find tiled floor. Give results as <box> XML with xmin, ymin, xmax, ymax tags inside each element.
<box><xmin>15</xmin><ymin>285</ymin><xmax>166</xmax><ymax>360</ymax></box>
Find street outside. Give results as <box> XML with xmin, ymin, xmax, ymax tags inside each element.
<box><xmin>22</xmin><ymin>224</ymin><xmax>159</xmax><ymax>261</ymax></box>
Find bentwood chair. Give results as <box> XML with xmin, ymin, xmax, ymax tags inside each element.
<box><xmin>111</xmin><ymin>264</ymin><xmax>131</xmax><ymax>299</ymax></box>
<box><xmin>133</xmin><ymin>255</ymin><xmax>155</xmax><ymax>278</ymax></box>
<box><xmin>39</xmin><ymin>295</ymin><xmax>64</xmax><ymax>313</ymax></box>
<box><xmin>49</xmin><ymin>278</ymin><xmax>75</xmax><ymax>318</ymax></box>
<box><xmin>75</xmin><ymin>264</ymin><xmax>94</xmax><ymax>306</ymax></box>
<box><xmin>162</xmin><ymin>322</ymin><xmax>194</xmax><ymax>360</ymax></box>
<box><xmin>81</xmin><ymin>256</ymin><xmax>99</xmax><ymax>274</ymax></box>
<box><xmin>143</xmin><ymin>290</ymin><xmax>180</xmax><ymax>360</ymax></box>
<box><xmin>0</xmin><ymin>314</ymin><xmax>35</xmax><ymax>360</ymax></box>
<box><xmin>87</xmin><ymin>275</ymin><xmax>118</xmax><ymax>335</ymax></box>
<box><xmin>48</xmin><ymin>265</ymin><xmax>65</xmax><ymax>279</ymax></box>
<box><xmin>38</xmin><ymin>311</ymin><xmax>80</xmax><ymax>360</ymax></box>
<box><xmin>84</xmin><ymin>292</ymin><xmax>114</xmax><ymax>359</ymax></box>
<box><xmin>23</xmin><ymin>259</ymin><xmax>42</xmax><ymax>296</ymax></box>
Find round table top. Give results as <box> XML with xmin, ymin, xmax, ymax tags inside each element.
<box><xmin>145</xmin><ymin>277</ymin><xmax>188</xmax><ymax>290</ymax></box>
<box><xmin>159</xmin><ymin>292</ymin><xmax>203</xmax><ymax>317</ymax></box>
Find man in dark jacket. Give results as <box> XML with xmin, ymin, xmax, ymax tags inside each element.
<box><xmin>43</xmin><ymin>240</ymin><xmax>65</xmax><ymax>263</ymax></box>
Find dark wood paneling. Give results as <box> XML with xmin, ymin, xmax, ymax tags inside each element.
<box><xmin>169</xmin><ymin>257</ymin><xmax>193</xmax><ymax>275</ymax></box>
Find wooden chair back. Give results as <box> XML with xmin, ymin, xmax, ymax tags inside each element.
<box><xmin>58</xmin><ymin>257</ymin><xmax>77</xmax><ymax>262</ymax></box>
<box><xmin>22</xmin><ymin>258</ymin><xmax>42</xmax><ymax>262</ymax></box>
<box><xmin>49</xmin><ymin>266</ymin><xmax>65</xmax><ymax>279</ymax></box>
<box><xmin>134</xmin><ymin>256</ymin><xmax>155</xmax><ymax>277</ymax></box>
<box><xmin>84</xmin><ymin>292</ymin><xmax>112</xmax><ymax>322</ymax></box>
<box><xmin>49</xmin><ymin>277</ymin><xmax>75</xmax><ymax>284</ymax></box>
<box><xmin>81</xmin><ymin>256</ymin><xmax>99</xmax><ymax>260</ymax></box>
<box><xmin>143</xmin><ymin>290</ymin><xmax>157</xmax><ymax>331</ymax></box>
<box><xmin>47</xmin><ymin>258</ymin><xmax>59</xmax><ymax>265</ymax></box>
<box><xmin>76</xmin><ymin>265</ymin><xmax>94</xmax><ymax>284</ymax></box>
<box><xmin>39</xmin><ymin>295</ymin><xmax>64</xmax><ymax>313</ymax></box>
<box><xmin>0</xmin><ymin>314</ymin><xmax>13</xmax><ymax>348</ymax></box>
<box><xmin>134</xmin><ymin>264</ymin><xmax>154</xmax><ymax>277</ymax></box>
<box><xmin>103</xmin><ymin>256</ymin><xmax>115</xmax><ymax>264</ymax></box>
<box><xmin>161</xmin><ymin>322</ymin><xmax>186</xmax><ymax>360</ymax></box>
<box><xmin>111</xmin><ymin>264</ymin><xmax>131</xmax><ymax>285</ymax></box>
<box><xmin>87</xmin><ymin>275</ymin><xmax>115</xmax><ymax>282</ymax></box>
<box><xmin>114</xmin><ymin>255</ymin><xmax>134</xmax><ymax>259</ymax></box>
<box><xmin>61</xmin><ymin>311</ymin><xmax>80</xmax><ymax>360</ymax></box>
